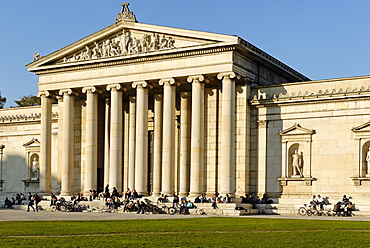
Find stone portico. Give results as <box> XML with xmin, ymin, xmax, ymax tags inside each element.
<box><xmin>4</xmin><ymin>4</ymin><xmax>370</xmax><ymax>214</ymax></box>
<box><xmin>23</xmin><ymin>4</ymin><xmax>306</xmax><ymax>198</ymax></box>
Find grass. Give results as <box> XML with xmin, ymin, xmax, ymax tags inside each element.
<box><xmin>1</xmin><ymin>217</ymin><xmax>370</xmax><ymax>247</ymax></box>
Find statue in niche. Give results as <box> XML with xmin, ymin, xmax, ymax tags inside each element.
<box><xmin>366</xmin><ymin>147</ymin><xmax>370</xmax><ymax>175</ymax></box>
<box><xmin>292</xmin><ymin>150</ymin><xmax>303</xmax><ymax>177</ymax></box>
<box><xmin>31</xmin><ymin>157</ymin><xmax>39</xmax><ymax>180</ymax></box>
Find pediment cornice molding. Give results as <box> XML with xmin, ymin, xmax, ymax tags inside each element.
<box><xmin>352</xmin><ymin>121</ymin><xmax>370</xmax><ymax>133</ymax></box>
<box><xmin>27</xmin><ymin>21</ymin><xmax>238</xmax><ymax>72</ymax></box>
<box><xmin>33</xmin><ymin>45</ymin><xmax>235</xmax><ymax>75</ymax></box>
<box><xmin>279</xmin><ymin>123</ymin><xmax>315</xmax><ymax>136</ymax></box>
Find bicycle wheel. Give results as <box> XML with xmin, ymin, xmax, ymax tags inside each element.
<box><xmin>60</xmin><ymin>205</ymin><xmax>67</xmax><ymax>212</ymax></box>
<box><xmin>311</xmin><ymin>209</ymin><xmax>318</xmax><ymax>216</ymax></box>
<box><xmin>306</xmin><ymin>210</ymin><xmax>312</xmax><ymax>216</ymax></box>
<box><xmin>298</xmin><ymin>207</ymin><xmax>306</xmax><ymax>216</ymax></box>
<box><xmin>161</xmin><ymin>206</ymin><xmax>168</xmax><ymax>214</ymax></box>
<box><xmin>168</xmin><ymin>207</ymin><xmax>176</xmax><ymax>215</ymax></box>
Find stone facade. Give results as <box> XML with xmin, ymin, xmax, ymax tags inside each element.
<box><xmin>1</xmin><ymin>4</ymin><xmax>368</xmax><ymax>210</ymax></box>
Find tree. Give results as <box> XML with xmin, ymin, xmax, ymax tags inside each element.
<box><xmin>14</xmin><ymin>95</ymin><xmax>41</xmax><ymax>107</ymax></box>
<box><xmin>0</xmin><ymin>92</ymin><xmax>6</xmax><ymax>109</ymax></box>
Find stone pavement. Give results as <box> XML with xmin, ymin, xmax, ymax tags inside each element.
<box><xmin>1</xmin><ymin>209</ymin><xmax>370</xmax><ymax>222</ymax></box>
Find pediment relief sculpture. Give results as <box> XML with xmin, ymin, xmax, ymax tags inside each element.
<box><xmin>61</xmin><ymin>29</ymin><xmax>176</xmax><ymax>64</ymax></box>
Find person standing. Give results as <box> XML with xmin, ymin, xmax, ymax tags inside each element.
<box><xmin>27</xmin><ymin>193</ymin><xmax>35</xmax><ymax>212</ymax></box>
<box><xmin>34</xmin><ymin>194</ymin><xmax>41</xmax><ymax>212</ymax></box>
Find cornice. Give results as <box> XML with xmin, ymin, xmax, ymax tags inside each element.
<box><xmin>251</xmin><ymin>86</ymin><xmax>370</xmax><ymax>106</ymax></box>
<box><xmin>237</xmin><ymin>38</ymin><xmax>310</xmax><ymax>82</ymax></box>
<box><xmin>0</xmin><ymin>112</ymin><xmax>58</xmax><ymax>124</ymax></box>
<box><xmin>33</xmin><ymin>46</ymin><xmax>235</xmax><ymax>75</ymax></box>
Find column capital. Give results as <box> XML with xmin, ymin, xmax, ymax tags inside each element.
<box><xmin>132</xmin><ymin>81</ymin><xmax>147</xmax><ymax>89</ymax></box>
<box><xmin>217</xmin><ymin>71</ymin><xmax>239</xmax><ymax>81</ymax></box>
<box><xmin>37</xmin><ymin>91</ymin><xmax>51</xmax><ymax>98</ymax></box>
<box><xmin>257</xmin><ymin>120</ymin><xmax>268</xmax><ymax>128</ymax></box>
<box><xmin>187</xmin><ymin>75</ymin><xmax>204</xmax><ymax>83</ymax></box>
<box><xmin>180</xmin><ymin>91</ymin><xmax>191</xmax><ymax>98</ymax></box>
<box><xmin>106</xmin><ymin>83</ymin><xmax>123</xmax><ymax>92</ymax></box>
<box><xmin>82</xmin><ymin>86</ymin><xmax>100</xmax><ymax>94</ymax></box>
<box><xmin>59</xmin><ymin>88</ymin><xmax>73</xmax><ymax>96</ymax></box>
<box><xmin>158</xmin><ymin>78</ymin><xmax>175</xmax><ymax>86</ymax></box>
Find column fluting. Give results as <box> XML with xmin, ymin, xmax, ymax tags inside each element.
<box><xmin>132</xmin><ymin>81</ymin><xmax>149</xmax><ymax>196</ymax></box>
<box><xmin>106</xmin><ymin>84</ymin><xmax>123</xmax><ymax>191</ymax></box>
<box><xmin>218</xmin><ymin>72</ymin><xmax>237</xmax><ymax>197</ymax></box>
<box><xmin>82</xmin><ymin>86</ymin><xmax>99</xmax><ymax>195</ymax></box>
<box><xmin>179</xmin><ymin>91</ymin><xmax>191</xmax><ymax>197</ymax></box>
<box><xmin>38</xmin><ymin>91</ymin><xmax>52</xmax><ymax>195</ymax></box>
<box><xmin>159</xmin><ymin>78</ymin><xmax>176</xmax><ymax>196</ymax></box>
<box><xmin>59</xmin><ymin>89</ymin><xmax>74</xmax><ymax>196</ymax></box>
<box><xmin>187</xmin><ymin>75</ymin><xmax>205</xmax><ymax>197</ymax></box>
<box><xmin>152</xmin><ymin>94</ymin><xmax>163</xmax><ymax>196</ymax></box>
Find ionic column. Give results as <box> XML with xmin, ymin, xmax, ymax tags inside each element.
<box><xmin>106</xmin><ymin>84</ymin><xmax>123</xmax><ymax>191</ymax></box>
<box><xmin>104</xmin><ymin>99</ymin><xmax>110</xmax><ymax>188</ymax></box>
<box><xmin>187</xmin><ymin>75</ymin><xmax>205</xmax><ymax>197</ymax></box>
<box><xmin>38</xmin><ymin>91</ymin><xmax>52</xmax><ymax>195</ymax></box>
<box><xmin>132</xmin><ymin>81</ymin><xmax>149</xmax><ymax>196</ymax></box>
<box><xmin>159</xmin><ymin>78</ymin><xmax>176</xmax><ymax>196</ymax></box>
<box><xmin>82</xmin><ymin>86</ymin><xmax>99</xmax><ymax>195</ymax></box>
<box><xmin>59</xmin><ymin>89</ymin><xmax>75</xmax><ymax>196</ymax></box>
<box><xmin>128</xmin><ymin>96</ymin><xmax>136</xmax><ymax>190</ymax></box>
<box><xmin>218</xmin><ymin>72</ymin><xmax>237</xmax><ymax>197</ymax></box>
<box><xmin>152</xmin><ymin>94</ymin><xmax>163</xmax><ymax>197</ymax></box>
<box><xmin>179</xmin><ymin>92</ymin><xmax>191</xmax><ymax>197</ymax></box>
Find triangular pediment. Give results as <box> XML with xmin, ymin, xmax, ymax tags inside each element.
<box><xmin>352</xmin><ymin>121</ymin><xmax>370</xmax><ymax>133</ymax></box>
<box><xmin>23</xmin><ymin>138</ymin><xmax>40</xmax><ymax>147</ymax></box>
<box><xmin>279</xmin><ymin>123</ymin><xmax>314</xmax><ymax>136</ymax></box>
<box><xmin>27</xmin><ymin>20</ymin><xmax>238</xmax><ymax>72</ymax></box>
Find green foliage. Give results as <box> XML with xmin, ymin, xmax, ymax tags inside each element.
<box><xmin>0</xmin><ymin>91</ymin><xmax>6</xmax><ymax>109</ymax></box>
<box><xmin>13</xmin><ymin>94</ymin><xmax>41</xmax><ymax>107</ymax></box>
<box><xmin>1</xmin><ymin>217</ymin><xmax>370</xmax><ymax>247</ymax></box>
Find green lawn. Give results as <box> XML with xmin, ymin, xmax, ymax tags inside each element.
<box><xmin>1</xmin><ymin>217</ymin><xmax>369</xmax><ymax>247</ymax></box>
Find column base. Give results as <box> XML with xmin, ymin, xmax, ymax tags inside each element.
<box><xmin>60</xmin><ymin>191</ymin><xmax>72</xmax><ymax>196</ymax></box>
<box><xmin>179</xmin><ymin>192</ymin><xmax>189</xmax><ymax>198</ymax></box>
<box><xmin>151</xmin><ymin>192</ymin><xmax>161</xmax><ymax>197</ymax></box>
<box><xmin>188</xmin><ymin>192</ymin><xmax>202</xmax><ymax>197</ymax></box>
<box><xmin>137</xmin><ymin>191</ymin><xmax>148</xmax><ymax>197</ymax></box>
<box><xmin>161</xmin><ymin>191</ymin><xmax>174</xmax><ymax>196</ymax></box>
<box><xmin>37</xmin><ymin>192</ymin><xmax>51</xmax><ymax>197</ymax></box>
<box><xmin>219</xmin><ymin>192</ymin><xmax>236</xmax><ymax>198</ymax></box>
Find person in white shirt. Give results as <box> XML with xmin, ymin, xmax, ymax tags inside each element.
<box><xmin>317</xmin><ymin>194</ymin><xmax>324</xmax><ymax>210</ymax></box>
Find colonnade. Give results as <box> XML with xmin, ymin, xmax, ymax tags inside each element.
<box><xmin>38</xmin><ymin>72</ymin><xmax>239</xmax><ymax>198</ymax></box>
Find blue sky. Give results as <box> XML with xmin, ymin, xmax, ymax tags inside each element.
<box><xmin>1</xmin><ymin>1</ymin><xmax>370</xmax><ymax>108</ymax></box>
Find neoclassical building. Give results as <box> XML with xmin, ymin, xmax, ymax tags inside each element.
<box><xmin>1</xmin><ymin>4</ymin><xmax>370</xmax><ymax>209</ymax></box>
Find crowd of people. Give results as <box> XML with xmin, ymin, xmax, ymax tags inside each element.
<box><xmin>3</xmin><ymin>193</ymin><xmax>26</xmax><ymax>208</ymax></box>
<box><xmin>309</xmin><ymin>194</ymin><xmax>356</xmax><ymax>216</ymax></box>
<box><xmin>240</xmin><ymin>193</ymin><xmax>273</xmax><ymax>206</ymax></box>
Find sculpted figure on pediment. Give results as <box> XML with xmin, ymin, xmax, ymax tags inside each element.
<box><xmin>33</xmin><ymin>53</ymin><xmax>43</xmax><ymax>61</ymax></box>
<box><xmin>61</xmin><ymin>29</ymin><xmax>176</xmax><ymax>63</ymax></box>
<box><xmin>92</xmin><ymin>42</ymin><xmax>101</xmax><ymax>59</ymax></box>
